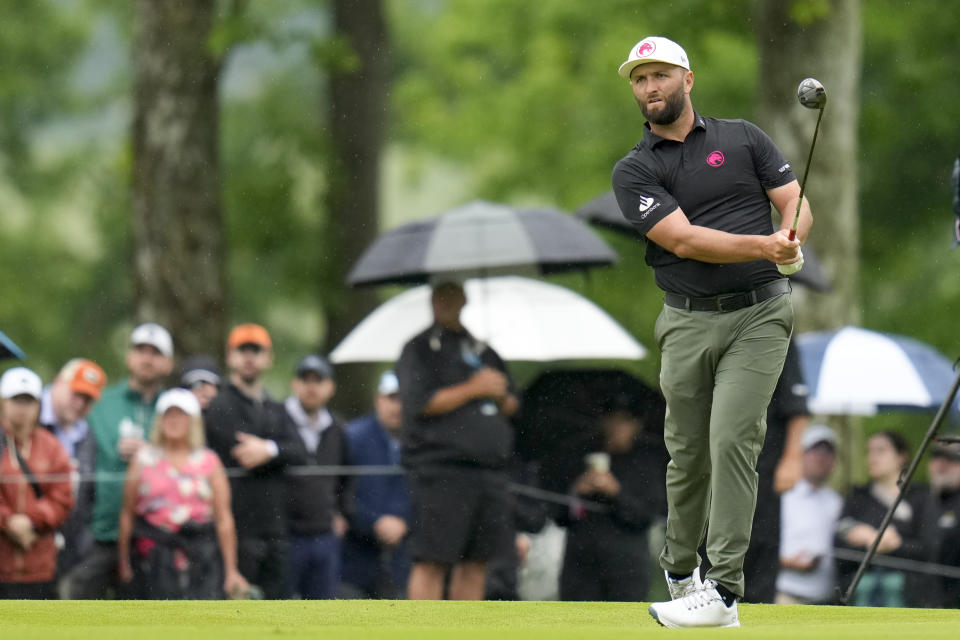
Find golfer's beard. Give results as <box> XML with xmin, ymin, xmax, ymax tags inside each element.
<box><xmin>640</xmin><ymin>87</ymin><xmax>685</xmax><ymax>125</ymax></box>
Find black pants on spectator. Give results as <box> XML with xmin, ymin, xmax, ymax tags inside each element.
<box><xmin>66</xmin><ymin>540</ymin><xmax>130</xmax><ymax>599</ymax></box>
<box><xmin>560</xmin><ymin>528</ymin><xmax>650</xmax><ymax>602</ymax></box>
<box><xmin>0</xmin><ymin>581</ymin><xmax>56</xmax><ymax>599</ymax></box>
<box><xmin>238</xmin><ymin>535</ymin><xmax>288</xmax><ymax>600</ymax></box>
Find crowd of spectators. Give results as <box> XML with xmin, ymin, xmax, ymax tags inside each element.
<box><xmin>2</xmin><ymin>285</ymin><xmax>960</xmax><ymax>605</ymax></box>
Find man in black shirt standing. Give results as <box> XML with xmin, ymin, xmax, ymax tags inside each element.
<box><xmin>396</xmin><ymin>279</ymin><xmax>518</xmax><ymax>600</ymax></box>
<box><xmin>204</xmin><ymin>324</ymin><xmax>303</xmax><ymax>599</ymax></box>
<box><xmin>611</xmin><ymin>36</ymin><xmax>812</xmax><ymax>628</ymax></box>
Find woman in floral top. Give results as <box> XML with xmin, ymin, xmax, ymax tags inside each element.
<box><xmin>117</xmin><ymin>388</ymin><xmax>247</xmax><ymax>598</ymax></box>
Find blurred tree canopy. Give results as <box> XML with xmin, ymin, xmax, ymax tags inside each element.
<box><xmin>0</xmin><ymin>0</ymin><xmax>958</xmax><ymax>414</ymax></box>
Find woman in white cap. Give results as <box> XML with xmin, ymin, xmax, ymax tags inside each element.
<box><xmin>0</xmin><ymin>367</ymin><xmax>75</xmax><ymax>599</ymax></box>
<box><xmin>117</xmin><ymin>388</ymin><xmax>248</xmax><ymax>599</ymax></box>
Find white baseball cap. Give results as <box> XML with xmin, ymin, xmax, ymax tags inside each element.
<box><xmin>130</xmin><ymin>323</ymin><xmax>174</xmax><ymax>358</ymax></box>
<box><xmin>618</xmin><ymin>36</ymin><xmax>691</xmax><ymax>79</ymax></box>
<box><xmin>0</xmin><ymin>366</ymin><xmax>43</xmax><ymax>400</ymax></box>
<box><xmin>156</xmin><ymin>388</ymin><xmax>201</xmax><ymax>417</ymax></box>
<box><xmin>801</xmin><ymin>424</ymin><xmax>837</xmax><ymax>451</ymax></box>
<box><xmin>378</xmin><ymin>371</ymin><xmax>399</xmax><ymax>396</ymax></box>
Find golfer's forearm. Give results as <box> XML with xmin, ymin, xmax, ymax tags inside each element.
<box><xmin>778</xmin><ymin>196</ymin><xmax>813</xmax><ymax>242</ymax></box>
<box><xmin>664</xmin><ymin>226</ymin><xmax>767</xmax><ymax>264</ymax></box>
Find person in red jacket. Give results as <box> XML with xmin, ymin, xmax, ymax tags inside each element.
<box><xmin>0</xmin><ymin>367</ymin><xmax>75</xmax><ymax>599</ymax></box>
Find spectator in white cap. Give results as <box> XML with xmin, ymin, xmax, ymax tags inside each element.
<box><xmin>342</xmin><ymin>370</ymin><xmax>412</xmax><ymax>598</ymax></box>
<box><xmin>776</xmin><ymin>424</ymin><xmax>842</xmax><ymax>604</ymax></box>
<box><xmin>117</xmin><ymin>388</ymin><xmax>247</xmax><ymax>599</ymax></box>
<box><xmin>73</xmin><ymin>322</ymin><xmax>174</xmax><ymax>599</ymax></box>
<box><xmin>0</xmin><ymin>367</ymin><xmax>75</xmax><ymax>599</ymax></box>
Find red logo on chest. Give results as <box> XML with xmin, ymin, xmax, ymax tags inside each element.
<box><xmin>706</xmin><ymin>151</ymin><xmax>725</xmax><ymax>167</ymax></box>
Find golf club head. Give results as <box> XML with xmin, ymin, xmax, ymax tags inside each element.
<box><xmin>797</xmin><ymin>78</ymin><xmax>827</xmax><ymax>109</ymax></box>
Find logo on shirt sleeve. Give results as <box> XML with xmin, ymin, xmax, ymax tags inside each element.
<box><xmin>637</xmin><ymin>195</ymin><xmax>660</xmax><ymax>219</ymax></box>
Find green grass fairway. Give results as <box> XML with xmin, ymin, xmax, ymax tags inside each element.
<box><xmin>2</xmin><ymin>600</ymin><xmax>959</xmax><ymax>639</ymax></box>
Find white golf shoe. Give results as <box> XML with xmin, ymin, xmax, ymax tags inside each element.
<box><xmin>648</xmin><ymin>579</ymin><xmax>741</xmax><ymax>629</ymax></box>
<box><xmin>664</xmin><ymin>566</ymin><xmax>702</xmax><ymax>600</ymax></box>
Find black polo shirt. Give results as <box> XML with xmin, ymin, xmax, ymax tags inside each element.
<box><xmin>396</xmin><ymin>324</ymin><xmax>515</xmax><ymax>471</ymax></box>
<box><xmin>612</xmin><ymin>113</ymin><xmax>796</xmax><ymax>297</ymax></box>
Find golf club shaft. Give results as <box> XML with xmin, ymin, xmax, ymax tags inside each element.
<box><xmin>788</xmin><ymin>106</ymin><xmax>825</xmax><ymax>241</ymax></box>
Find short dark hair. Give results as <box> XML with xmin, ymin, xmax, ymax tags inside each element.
<box><xmin>873</xmin><ymin>430</ymin><xmax>910</xmax><ymax>457</ymax></box>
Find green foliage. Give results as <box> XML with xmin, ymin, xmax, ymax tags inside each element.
<box><xmin>2</xmin><ymin>0</ymin><xmax>959</xmax><ymax>425</ymax></box>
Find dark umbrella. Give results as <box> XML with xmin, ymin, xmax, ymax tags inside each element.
<box><xmin>0</xmin><ymin>330</ymin><xmax>25</xmax><ymax>361</ymax></box>
<box><xmin>347</xmin><ymin>200</ymin><xmax>617</xmax><ymax>287</ymax></box>
<box><xmin>575</xmin><ymin>191</ymin><xmax>832</xmax><ymax>291</ymax></box>
<box><xmin>513</xmin><ymin>368</ymin><xmax>667</xmax><ymax>495</ymax></box>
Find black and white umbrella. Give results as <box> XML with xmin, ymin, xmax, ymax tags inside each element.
<box><xmin>797</xmin><ymin>326</ymin><xmax>960</xmax><ymax>415</ymax></box>
<box><xmin>575</xmin><ymin>191</ymin><xmax>832</xmax><ymax>292</ymax></box>
<box><xmin>0</xmin><ymin>329</ymin><xmax>25</xmax><ymax>361</ymax></box>
<box><xmin>347</xmin><ymin>200</ymin><xmax>617</xmax><ymax>287</ymax></box>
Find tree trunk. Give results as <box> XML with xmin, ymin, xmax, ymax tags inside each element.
<box><xmin>132</xmin><ymin>0</ymin><xmax>227</xmax><ymax>362</ymax></box>
<box><xmin>755</xmin><ymin>0</ymin><xmax>863</xmax><ymax>488</ymax></box>
<box><xmin>755</xmin><ymin>0</ymin><xmax>862</xmax><ymax>332</ymax></box>
<box><xmin>323</xmin><ymin>0</ymin><xmax>388</xmax><ymax>416</ymax></box>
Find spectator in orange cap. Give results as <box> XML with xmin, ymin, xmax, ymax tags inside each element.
<box><xmin>39</xmin><ymin>358</ymin><xmax>107</xmax><ymax>597</ymax></box>
<box><xmin>204</xmin><ymin>323</ymin><xmax>304</xmax><ymax>599</ymax></box>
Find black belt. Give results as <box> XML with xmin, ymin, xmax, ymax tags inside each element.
<box><xmin>664</xmin><ymin>279</ymin><xmax>792</xmax><ymax>313</ymax></box>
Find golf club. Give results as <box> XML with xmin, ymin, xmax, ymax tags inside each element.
<box><xmin>788</xmin><ymin>78</ymin><xmax>827</xmax><ymax>241</ymax></box>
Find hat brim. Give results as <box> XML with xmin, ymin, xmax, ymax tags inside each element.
<box><xmin>71</xmin><ymin>381</ymin><xmax>102</xmax><ymax>401</ymax></box>
<box><xmin>618</xmin><ymin>58</ymin><xmax>689</xmax><ymax>79</ymax></box>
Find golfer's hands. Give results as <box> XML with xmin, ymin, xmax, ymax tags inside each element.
<box><xmin>4</xmin><ymin>513</ymin><xmax>37</xmax><ymax>549</ymax></box>
<box><xmin>469</xmin><ymin>367</ymin><xmax>508</xmax><ymax>400</ymax></box>
<box><xmin>777</xmin><ymin>247</ymin><xmax>804</xmax><ymax>275</ymax></box>
<box><xmin>374</xmin><ymin>515</ymin><xmax>408</xmax><ymax>547</ymax></box>
<box><xmin>231</xmin><ymin>433</ymin><xmax>276</xmax><ymax>469</ymax></box>
<box><xmin>762</xmin><ymin>230</ymin><xmax>802</xmax><ymax>265</ymax></box>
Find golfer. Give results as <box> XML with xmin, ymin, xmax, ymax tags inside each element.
<box><xmin>611</xmin><ymin>36</ymin><xmax>812</xmax><ymax>628</ymax></box>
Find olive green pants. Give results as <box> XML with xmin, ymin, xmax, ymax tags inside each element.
<box><xmin>655</xmin><ymin>292</ymin><xmax>793</xmax><ymax>597</ymax></box>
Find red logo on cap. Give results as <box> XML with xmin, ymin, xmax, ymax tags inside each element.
<box><xmin>706</xmin><ymin>151</ymin><xmax>725</xmax><ymax>167</ymax></box>
<box><xmin>636</xmin><ymin>41</ymin><xmax>656</xmax><ymax>58</ymax></box>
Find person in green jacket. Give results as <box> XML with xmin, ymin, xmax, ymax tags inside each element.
<box><xmin>68</xmin><ymin>323</ymin><xmax>174</xmax><ymax>599</ymax></box>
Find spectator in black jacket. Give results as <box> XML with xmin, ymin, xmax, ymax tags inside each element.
<box><xmin>836</xmin><ymin>430</ymin><xmax>939</xmax><ymax>608</ymax></box>
<box><xmin>283</xmin><ymin>354</ymin><xmax>350</xmax><ymax>600</ymax></box>
<box><xmin>928</xmin><ymin>442</ymin><xmax>960</xmax><ymax>608</ymax></box>
<box><xmin>397</xmin><ymin>279</ymin><xmax>519</xmax><ymax>601</ymax></box>
<box><xmin>203</xmin><ymin>324</ymin><xmax>304</xmax><ymax>599</ymax></box>
<box><xmin>557</xmin><ymin>410</ymin><xmax>666</xmax><ymax>601</ymax></box>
